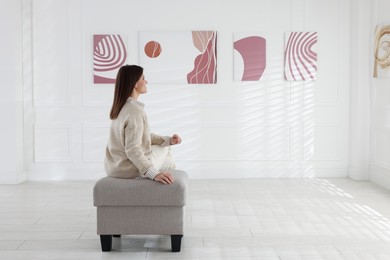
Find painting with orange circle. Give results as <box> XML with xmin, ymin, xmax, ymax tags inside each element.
<box><xmin>139</xmin><ymin>31</ymin><xmax>217</xmax><ymax>84</ymax></box>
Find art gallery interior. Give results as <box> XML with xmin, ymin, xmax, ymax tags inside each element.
<box><xmin>1</xmin><ymin>0</ymin><xmax>390</xmax><ymax>259</ymax></box>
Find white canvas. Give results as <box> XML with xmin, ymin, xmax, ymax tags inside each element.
<box><xmin>139</xmin><ymin>31</ymin><xmax>217</xmax><ymax>84</ymax></box>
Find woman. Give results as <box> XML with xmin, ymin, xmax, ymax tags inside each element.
<box><xmin>104</xmin><ymin>65</ymin><xmax>181</xmax><ymax>184</ymax></box>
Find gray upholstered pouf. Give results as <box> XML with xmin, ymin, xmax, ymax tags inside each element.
<box><xmin>93</xmin><ymin>170</ymin><xmax>188</xmax><ymax>252</ymax></box>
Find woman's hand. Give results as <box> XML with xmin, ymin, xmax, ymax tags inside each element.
<box><xmin>170</xmin><ymin>134</ymin><xmax>182</xmax><ymax>145</ymax></box>
<box><xmin>154</xmin><ymin>172</ymin><xmax>174</xmax><ymax>184</ymax></box>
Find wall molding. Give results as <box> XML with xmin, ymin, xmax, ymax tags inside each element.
<box><xmin>34</xmin><ymin>125</ymin><xmax>73</xmax><ymax>162</ymax></box>
<box><xmin>82</xmin><ymin>124</ymin><xmax>109</xmax><ymax>162</ymax></box>
<box><xmin>32</xmin><ymin>0</ymin><xmax>72</xmax><ymax>107</ymax></box>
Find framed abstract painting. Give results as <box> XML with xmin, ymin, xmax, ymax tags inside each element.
<box><xmin>373</xmin><ymin>23</ymin><xmax>390</xmax><ymax>78</ymax></box>
<box><xmin>284</xmin><ymin>32</ymin><xmax>318</xmax><ymax>81</ymax></box>
<box><xmin>93</xmin><ymin>34</ymin><xmax>127</xmax><ymax>84</ymax></box>
<box><xmin>233</xmin><ymin>32</ymin><xmax>266</xmax><ymax>81</ymax></box>
<box><xmin>139</xmin><ymin>31</ymin><xmax>217</xmax><ymax>84</ymax></box>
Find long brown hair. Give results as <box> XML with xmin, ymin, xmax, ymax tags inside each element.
<box><xmin>109</xmin><ymin>65</ymin><xmax>143</xmax><ymax>119</ymax></box>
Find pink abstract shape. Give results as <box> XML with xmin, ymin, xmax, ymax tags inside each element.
<box><xmin>234</xmin><ymin>36</ymin><xmax>266</xmax><ymax>81</ymax></box>
<box><xmin>284</xmin><ymin>32</ymin><xmax>317</xmax><ymax>81</ymax></box>
<box><xmin>187</xmin><ymin>31</ymin><xmax>217</xmax><ymax>84</ymax></box>
<box><xmin>93</xmin><ymin>35</ymin><xmax>127</xmax><ymax>84</ymax></box>
<box><xmin>192</xmin><ymin>31</ymin><xmax>215</xmax><ymax>53</ymax></box>
<box><xmin>93</xmin><ymin>75</ymin><xmax>115</xmax><ymax>84</ymax></box>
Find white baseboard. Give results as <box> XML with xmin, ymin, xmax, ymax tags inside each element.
<box><xmin>370</xmin><ymin>168</ymin><xmax>390</xmax><ymax>190</ymax></box>
<box><xmin>0</xmin><ymin>172</ymin><xmax>26</xmax><ymax>184</ymax></box>
<box><xmin>348</xmin><ymin>166</ymin><xmax>369</xmax><ymax>180</ymax></box>
<box><xmin>27</xmin><ymin>170</ymin><xmax>105</xmax><ymax>181</ymax></box>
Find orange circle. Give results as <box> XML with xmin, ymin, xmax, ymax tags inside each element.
<box><xmin>144</xmin><ymin>41</ymin><xmax>162</xmax><ymax>58</ymax></box>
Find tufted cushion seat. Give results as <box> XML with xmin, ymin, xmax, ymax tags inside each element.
<box><xmin>93</xmin><ymin>170</ymin><xmax>187</xmax><ymax>207</ymax></box>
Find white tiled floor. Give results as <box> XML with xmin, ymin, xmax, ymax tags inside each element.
<box><xmin>1</xmin><ymin>178</ymin><xmax>390</xmax><ymax>259</ymax></box>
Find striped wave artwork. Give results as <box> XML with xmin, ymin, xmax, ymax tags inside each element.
<box><xmin>284</xmin><ymin>32</ymin><xmax>317</xmax><ymax>81</ymax></box>
<box><xmin>93</xmin><ymin>34</ymin><xmax>127</xmax><ymax>84</ymax></box>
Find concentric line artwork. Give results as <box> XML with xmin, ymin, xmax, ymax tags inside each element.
<box><xmin>373</xmin><ymin>23</ymin><xmax>390</xmax><ymax>78</ymax></box>
<box><xmin>139</xmin><ymin>31</ymin><xmax>217</xmax><ymax>84</ymax></box>
<box><xmin>93</xmin><ymin>34</ymin><xmax>127</xmax><ymax>84</ymax></box>
<box><xmin>234</xmin><ymin>33</ymin><xmax>266</xmax><ymax>81</ymax></box>
<box><xmin>284</xmin><ymin>32</ymin><xmax>318</xmax><ymax>81</ymax></box>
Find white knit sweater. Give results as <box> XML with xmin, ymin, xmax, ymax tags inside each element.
<box><xmin>104</xmin><ymin>98</ymin><xmax>167</xmax><ymax>179</ymax></box>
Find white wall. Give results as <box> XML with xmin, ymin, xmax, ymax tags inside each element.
<box><xmin>370</xmin><ymin>0</ymin><xmax>390</xmax><ymax>188</ymax></box>
<box><xmin>25</xmin><ymin>0</ymin><xmax>352</xmax><ymax>180</ymax></box>
<box><xmin>348</xmin><ymin>0</ymin><xmax>371</xmax><ymax>181</ymax></box>
<box><xmin>0</xmin><ymin>0</ymin><xmax>25</xmax><ymax>183</ymax></box>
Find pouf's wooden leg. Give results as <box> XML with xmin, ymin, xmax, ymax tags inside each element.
<box><xmin>171</xmin><ymin>235</ymin><xmax>183</xmax><ymax>252</ymax></box>
<box><xmin>100</xmin><ymin>235</ymin><xmax>112</xmax><ymax>252</ymax></box>
<box><xmin>113</xmin><ymin>235</ymin><xmax>121</xmax><ymax>238</ymax></box>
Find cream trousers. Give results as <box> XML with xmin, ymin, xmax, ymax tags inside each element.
<box><xmin>151</xmin><ymin>145</ymin><xmax>176</xmax><ymax>172</ymax></box>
